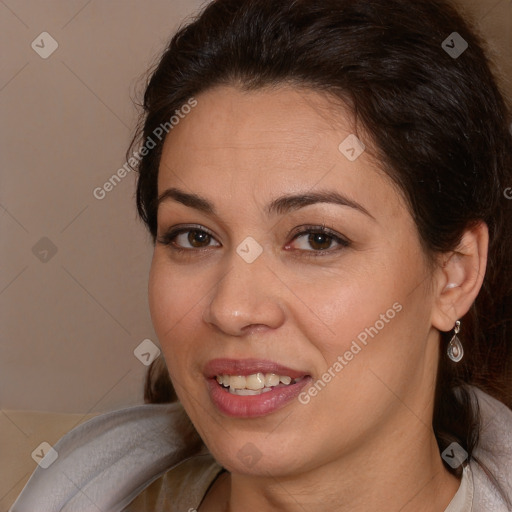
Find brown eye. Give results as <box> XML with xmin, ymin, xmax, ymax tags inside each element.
<box><xmin>286</xmin><ymin>226</ymin><xmax>350</xmax><ymax>256</ymax></box>
<box><xmin>188</xmin><ymin>229</ymin><xmax>211</xmax><ymax>247</ymax></box>
<box><xmin>307</xmin><ymin>232</ymin><xmax>334</xmax><ymax>251</ymax></box>
<box><xmin>156</xmin><ymin>226</ymin><xmax>220</xmax><ymax>251</ymax></box>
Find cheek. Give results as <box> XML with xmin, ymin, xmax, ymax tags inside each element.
<box><xmin>149</xmin><ymin>255</ymin><xmax>198</xmax><ymax>334</ymax></box>
<box><xmin>300</xmin><ymin>252</ymin><xmax>427</xmax><ymax>368</ymax></box>
<box><xmin>148</xmin><ymin>257</ymin><xmax>201</xmax><ymax>373</ymax></box>
<box><xmin>148</xmin><ymin>259</ymin><xmax>173</xmax><ymax>335</ymax></box>
<box><xmin>288</xmin><ymin>263</ymin><xmax>402</xmax><ymax>358</ymax></box>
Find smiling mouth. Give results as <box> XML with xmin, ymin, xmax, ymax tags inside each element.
<box><xmin>215</xmin><ymin>372</ymin><xmax>307</xmax><ymax>396</ymax></box>
<box><xmin>206</xmin><ymin>360</ymin><xmax>312</xmax><ymax>417</ymax></box>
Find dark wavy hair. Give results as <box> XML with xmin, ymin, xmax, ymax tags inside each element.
<box><xmin>132</xmin><ymin>0</ymin><xmax>512</xmax><ymax>479</ymax></box>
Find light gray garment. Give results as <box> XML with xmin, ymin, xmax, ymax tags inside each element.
<box><xmin>444</xmin><ymin>464</ymin><xmax>473</xmax><ymax>512</ymax></box>
<box><xmin>9</xmin><ymin>402</ymin><xmax>204</xmax><ymax>512</ymax></box>
<box><xmin>9</xmin><ymin>386</ymin><xmax>512</xmax><ymax>511</ymax></box>
<box><xmin>467</xmin><ymin>387</ymin><xmax>512</xmax><ymax>510</ymax></box>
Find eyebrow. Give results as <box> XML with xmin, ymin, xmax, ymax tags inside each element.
<box><xmin>156</xmin><ymin>187</ymin><xmax>374</xmax><ymax>219</ymax></box>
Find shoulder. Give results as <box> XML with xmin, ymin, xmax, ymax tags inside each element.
<box><xmin>9</xmin><ymin>402</ymin><xmax>207</xmax><ymax>512</ymax></box>
<box><xmin>466</xmin><ymin>386</ymin><xmax>512</xmax><ymax>511</ymax></box>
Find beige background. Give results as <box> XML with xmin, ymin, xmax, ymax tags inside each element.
<box><xmin>0</xmin><ymin>0</ymin><xmax>510</xmax><ymax>508</ymax></box>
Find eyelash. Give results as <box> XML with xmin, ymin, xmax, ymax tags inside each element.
<box><xmin>156</xmin><ymin>224</ymin><xmax>350</xmax><ymax>258</ymax></box>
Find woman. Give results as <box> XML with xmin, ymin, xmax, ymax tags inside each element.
<box><xmin>11</xmin><ymin>0</ymin><xmax>512</xmax><ymax>510</ymax></box>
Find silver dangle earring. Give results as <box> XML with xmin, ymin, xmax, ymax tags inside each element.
<box><xmin>447</xmin><ymin>320</ymin><xmax>463</xmax><ymax>362</ymax></box>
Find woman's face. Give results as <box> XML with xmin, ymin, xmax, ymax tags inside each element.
<box><xmin>149</xmin><ymin>85</ymin><xmax>441</xmax><ymax>476</ymax></box>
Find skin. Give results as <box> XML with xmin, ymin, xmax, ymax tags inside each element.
<box><xmin>148</xmin><ymin>85</ymin><xmax>488</xmax><ymax>511</ymax></box>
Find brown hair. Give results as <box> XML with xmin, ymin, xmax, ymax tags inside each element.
<box><xmin>133</xmin><ymin>0</ymin><xmax>512</xmax><ymax>478</ymax></box>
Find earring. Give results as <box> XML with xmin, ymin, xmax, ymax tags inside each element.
<box><xmin>447</xmin><ymin>320</ymin><xmax>463</xmax><ymax>362</ymax></box>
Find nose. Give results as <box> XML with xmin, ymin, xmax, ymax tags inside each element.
<box><xmin>202</xmin><ymin>253</ymin><xmax>286</xmax><ymax>337</ymax></box>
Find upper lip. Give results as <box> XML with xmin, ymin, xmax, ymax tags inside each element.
<box><xmin>204</xmin><ymin>358</ymin><xmax>309</xmax><ymax>379</ymax></box>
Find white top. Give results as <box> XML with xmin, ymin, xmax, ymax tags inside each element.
<box><xmin>445</xmin><ymin>465</ymin><xmax>473</xmax><ymax>512</ymax></box>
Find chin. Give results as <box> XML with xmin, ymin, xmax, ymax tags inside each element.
<box><xmin>202</xmin><ymin>430</ymin><xmax>308</xmax><ymax>477</ymax></box>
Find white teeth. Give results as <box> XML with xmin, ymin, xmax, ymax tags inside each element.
<box><xmin>264</xmin><ymin>373</ymin><xmax>280</xmax><ymax>387</ymax></box>
<box><xmin>229</xmin><ymin>388</ymin><xmax>261</xmax><ymax>396</ymax></box>
<box><xmin>245</xmin><ymin>372</ymin><xmax>265</xmax><ymax>390</ymax></box>
<box><xmin>229</xmin><ymin>375</ymin><xmax>246</xmax><ymax>389</ymax></box>
<box><xmin>217</xmin><ymin>372</ymin><xmax>300</xmax><ymax>391</ymax></box>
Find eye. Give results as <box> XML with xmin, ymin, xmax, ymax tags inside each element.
<box><xmin>286</xmin><ymin>225</ymin><xmax>350</xmax><ymax>255</ymax></box>
<box><xmin>157</xmin><ymin>226</ymin><xmax>220</xmax><ymax>251</ymax></box>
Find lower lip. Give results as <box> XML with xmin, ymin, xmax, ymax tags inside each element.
<box><xmin>207</xmin><ymin>377</ymin><xmax>311</xmax><ymax>418</ymax></box>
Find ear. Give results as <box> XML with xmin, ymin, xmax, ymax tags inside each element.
<box><xmin>431</xmin><ymin>221</ymin><xmax>489</xmax><ymax>332</ymax></box>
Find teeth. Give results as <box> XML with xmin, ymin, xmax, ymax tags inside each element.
<box><xmin>245</xmin><ymin>373</ymin><xmax>265</xmax><ymax>390</ymax></box>
<box><xmin>229</xmin><ymin>387</ymin><xmax>273</xmax><ymax>396</ymax></box>
<box><xmin>265</xmin><ymin>373</ymin><xmax>280</xmax><ymax>387</ymax></box>
<box><xmin>217</xmin><ymin>372</ymin><xmax>301</xmax><ymax>391</ymax></box>
<box><xmin>229</xmin><ymin>375</ymin><xmax>246</xmax><ymax>389</ymax></box>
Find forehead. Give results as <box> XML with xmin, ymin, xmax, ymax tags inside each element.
<box><xmin>157</xmin><ymin>84</ymin><xmax>404</xmax><ymax>219</ymax></box>
<box><xmin>161</xmin><ymin>85</ymin><xmax>354</xmax><ymax>162</ymax></box>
